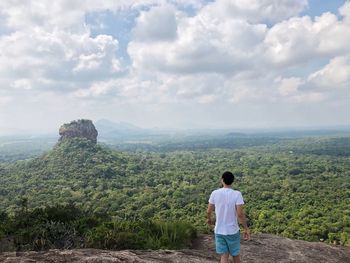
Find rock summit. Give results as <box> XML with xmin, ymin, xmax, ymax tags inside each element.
<box><xmin>58</xmin><ymin>119</ymin><xmax>98</xmax><ymax>144</ymax></box>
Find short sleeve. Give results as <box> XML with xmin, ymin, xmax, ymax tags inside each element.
<box><xmin>209</xmin><ymin>191</ymin><xmax>215</xmax><ymax>204</ymax></box>
<box><xmin>236</xmin><ymin>191</ymin><xmax>244</xmax><ymax>205</ymax></box>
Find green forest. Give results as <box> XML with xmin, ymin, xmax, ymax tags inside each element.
<box><xmin>0</xmin><ymin>135</ymin><xmax>349</xmax><ymax>252</ymax></box>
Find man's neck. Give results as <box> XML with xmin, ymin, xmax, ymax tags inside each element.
<box><xmin>223</xmin><ymin>185</ymin><xmax>231</xmax><ymax>188</ymax></box>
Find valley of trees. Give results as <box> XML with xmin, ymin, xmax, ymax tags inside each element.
<box><xmin>0</xmin><ymin>135</ymin><xmax>349</xmax><ymax>251</ymax></box>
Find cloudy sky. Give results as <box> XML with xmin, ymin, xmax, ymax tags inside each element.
<box><xmin>0</xmin><ymin>0</ymin><xmax>349</xmax><ymax>133</ymax></box>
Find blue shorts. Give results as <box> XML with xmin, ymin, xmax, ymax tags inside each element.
<box><xmin>215</xmin><ymin>231</ymin><xmax>240</xmax><ymax>256</ymax></box>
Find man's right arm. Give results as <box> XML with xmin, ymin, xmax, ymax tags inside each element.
<box><xmin>236</xmin><ymin>204</ymin><xmax>250</xmax><ymax>240</ymax></box>
<box><xmin>207</xmin><ymin>203</ymin><xmax>214</xmax><ymax>226</ymax></box>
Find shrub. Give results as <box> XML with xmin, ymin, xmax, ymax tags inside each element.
<box><xmin>85</xmin><ymin>220</ymin><xmax>197</xmax><ymax>250</ymax></box>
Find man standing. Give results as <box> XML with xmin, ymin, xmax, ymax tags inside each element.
<box><xmin>207</xmin><ymin>171</ymin><xmax>250</xmax><ymax>263</ymax></box>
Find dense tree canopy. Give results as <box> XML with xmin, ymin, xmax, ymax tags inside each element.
<box><xmin>0</xmin><ymin>135</ymin><xmax>349</xmax><ymax>250</ymax></box>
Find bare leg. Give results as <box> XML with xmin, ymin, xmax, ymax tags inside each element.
<box><xmin>220</xmin><ymin>253</ymin><xmax>229</xmax><ymax>263</ymax></box>
<box><xmin>232</xmin><ymin>255</ymin><xmax>241</xmax><ymax>263</ymax></box>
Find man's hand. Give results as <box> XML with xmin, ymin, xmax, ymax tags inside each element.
<box><xmin>243</xmin><ymin>228</ymin><xmax>251</xmax><ymax>241</ymax></box>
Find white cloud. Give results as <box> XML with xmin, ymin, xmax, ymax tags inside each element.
<box><xmin>129</xmin><ymin>10</ymin><xmax>267</xmax><ymax>74</ymax></box>
<box><xmin>0</xmin><ymin>0</ymin><xmax>350</xmax><ymax>130</ymax></box>
<box><xmin>264</xmin><ymin>10</ymin><xmax>350</xmax><ymax>66</ymax></box>
<box><xmin>73</xmin><ymin>75</ymin><xmax>170</xmax><ymax>104</ymax></box>
<box><xmin>0</xmin><ymin>29</ymin><xmax>122</xmax><ymax>92</ymax></box>
<box><xmin>73</xmin><ymin>72</ymin><xmax>229</xmax><ymax>105</ymax></box>
<box><xmin>169</xmin><ymin>0</ymin><xmax>207</xmax><ymax>9</ymax></box>
<box><xmin>133</xmin><ymin>4</ymin><xmax>178</xmax><ymax>42</ymax></box>
<box><xmin>127</xmin><ymin>0</ymin><xmax>350</xmax><ymax>80</ymax></box>
<box><xmin>275</xmin><ymin>77</ymin><xmax>304</xmax><ymax>96</ymax></box>
<box><xmin>201</xmin><ymin>0</ymin><xmax>308</xmax><ymax>23</ymax></box>
<box><xmin>125</xmin><ymin>0</ymin><xmax>350</xmax><ymax>108</ymax></box>
<box><xmin>72</xmin><ymin>35</ymin><xmax>120</xmax><ymax>74</ymax></box>
<box><xmin>11</xmin><ymin>79</ymin><xmax>33</xmax><ymax>90</ymax></box>
<box><xmin>0</xmin><ymin>0</ymin><xmax>149</xmax><ymax>32</ymax></box>
<box><xmin>165</xmin><ymin>73</ymin><xmax>225</xmax><ymax>102</ymax></box>
<box><xmin>308</xmin><ymin>54</ymin><xmax>350</xmax><ymax>89</ymax></box>
<box><xmin>0</xmin><ymin>0</ymin><xmax>207</xmax><ymax>33</ymax></box>
<box><xmin>273</xmin><ymin>76</ymin><xmax>325</xmax><ymax>103</ymax></box>
<box><xmin>291</xmin><ymin>92</ymin><xmax>326</xmax><ymax>103</ymax></box>
<box><xmin>74</xmin><ymin>81</ymin><xmax>113</xmax><ymax>98</ymax></box>
<box><xmin>340</xmin><ymin>1</ymin><xmax>350</xmax><ymax>19</ymax></box>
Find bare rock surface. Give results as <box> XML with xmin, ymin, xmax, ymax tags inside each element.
<box><xmin>1</xmin><ymin>234</ymin><xmax>349</xmax><ymax>263</ymax></box>
<box><xmin>192</xmin><ymin>234</ymin><xmax>350</xmax><ymax>263</ymax></box>
<box><xmin>58</xmin><ymin>120</ymin><xmax>98</xmax><ymax>144</ymax></box>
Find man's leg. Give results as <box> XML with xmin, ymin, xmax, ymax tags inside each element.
<box><xmin>232</xmin><ymin>255</ymin><xmax>241</xmax><ymax>263</ymax></box>
<box><xmin>226</xmin><ymin>232</ymin><xmax>241</xmax><ymax>263</ymax></box>
<box><xmin>216</xmin><ymin>234</ymin><xmax>229</xmax><ymax>262</ymax></box>
<box><xmin>220</xmin><ymin>253</ymin><xmax>229</xmax><ymax>263</ymax></box>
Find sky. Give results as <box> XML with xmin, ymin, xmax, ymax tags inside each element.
<box><xmin>0</xmin><ymin>0</ymin><xmax>349</xmax><ymax>134</ymax></box>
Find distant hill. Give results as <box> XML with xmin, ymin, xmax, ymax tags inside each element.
<box><xmin>95</xmin><ymin>119</ymin><xmax>148</xmax><ymax>138</ymax></box>
<box><xmin>0</xmin><ymin>127</ymin><xmax>30</xmax><ymax>136</ymax></box>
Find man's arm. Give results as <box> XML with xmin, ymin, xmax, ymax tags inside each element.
<box><xmin>207</xmin><ymin>203</ymin><xmax>214</xmax><ymax>226</ymax></box>
<box><xmin>236</xmin><ymin>204</ymin><xmax>251</xmax><ymax>240</ymax></box>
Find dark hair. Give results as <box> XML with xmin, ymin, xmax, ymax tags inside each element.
<box><xmin>222</xmin><ymin>171</ymin><xmax>234</xmax><ymax>185</ymax></box>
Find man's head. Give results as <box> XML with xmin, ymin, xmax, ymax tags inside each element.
<box><xmin>221</xmin><ymin>171</ymin><xmax>234</xmax><ymax>185</ymax></box>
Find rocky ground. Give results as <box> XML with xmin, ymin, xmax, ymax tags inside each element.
<box><xmin>1</xmin><ymin>234</ymin><xmax>349</xmax><ymax>263</ymax></box>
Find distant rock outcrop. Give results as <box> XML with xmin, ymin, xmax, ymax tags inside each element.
<box><xmin>58</xmin><ymin>120</ymin><xmax>98</xmax><ymax>144</ymax></box>
<box><xmin>1</xmin><ymin>234</ymin><xmax>349</xmax><ymax>263</ymax></box>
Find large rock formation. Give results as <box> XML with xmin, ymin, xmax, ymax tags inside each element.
<box><xmin>1</xmin><ymin>234</ymin><xmax>349</xmax><ymax>263</ymax></box>
<box><xmin>58</xmin><ymin>120</ymin><xmax>98</xmax><ymax>144</ymax></box>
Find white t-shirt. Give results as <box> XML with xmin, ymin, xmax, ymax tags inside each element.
<box><xmin>209</xmin><ymin>188</ymin><xmax>244</xmax><ymax>235</ymax></box>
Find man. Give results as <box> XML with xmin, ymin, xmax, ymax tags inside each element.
<box><xmin>207</xmin><ymin>171</ymin><xmax>250</xmax><ymax>263</ymax></box>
